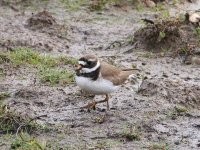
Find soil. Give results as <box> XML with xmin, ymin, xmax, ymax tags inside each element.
<box><xmin>0</xmin><ymin>1</ymin><xmax>200</xmax><ymax>149</ymax></box>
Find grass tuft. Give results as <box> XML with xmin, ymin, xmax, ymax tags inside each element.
<box><xmin>39</xmin><ymin>68</ymin><xmax>74</xmax><ymax>85</ymax></box>
<box><xmin>148</xmin><ymin>143</ymin><xmax>169</xmax><ymax>150</ymax></box>
<box><xmin>58</xmin><ymin>55</ymin><xmax>78</xmax><ymax>66</ymax></box>
<box><xmin>0</xmin><ymin>92</ymin><xmax>11</xmax><ymax>100</ymax></box>
<box><xmin>167</xmin><ymin>105</ymin><xmax>188</xmax><ymax>120</ymax></box>
<box><xmin>0</xmin><ymin>53</ymin><xmax>11</xmax><ymax>64</ymax></box>
<box><xmin>2</xmin><ymin>47</ymin><xmax>77</xmax><ymax>67</ymax></box>
<box><xmin>9</xmin><ymin>48</ymin><xmax>41</xmax><ymax>66</ymax></box>
<box><xmin>120</xmin><ymin>124</ymin><xmax>141</xmax><ymax>141</ymax></box>
<box><xmin>0</xmin><ymin>47</ymin><xmax>77</xmax><ymax>85</ymax></box>
<box><xmin>60</xmin><ymin>0</ymin><xmax>87</xmax><ymax>11</ymax></box>
<box><xmin>11</xmin><ymin>132</ymin><xmax>48</xmax><ymax>150</ymax></box>
<box><xmin>0</xmin><ymin>105</ymin><xmax>47</xmax><ymax>134</ymax></box>
<box><xmin>60</xmin><ymin>0</ymin><xmax>142</xmax><ymax>11</ymax></box>
<box><xmin>0</xmin><ymin>105</ymin><xmax>50</xmax><ymax>135</ymax></box>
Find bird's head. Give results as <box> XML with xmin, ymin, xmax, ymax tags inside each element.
<box><xmin>76</xmin><ymin>55</ymin><xmax>100</xmax><ymax>75</ymax></box>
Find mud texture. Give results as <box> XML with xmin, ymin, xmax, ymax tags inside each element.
<box><xmin>0</xmin><ymin>0</ymin><xmax>200</xmax><ymax>150</ymax></box>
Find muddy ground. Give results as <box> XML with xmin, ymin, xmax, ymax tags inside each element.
<box><xmin>0</xmin><ymin>0</ymin><xmax>200</xmax><ymax>150</ymax></box>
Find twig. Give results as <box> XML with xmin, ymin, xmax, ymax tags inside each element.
<box><xmin>15</xmin><ymin>124</ymin><xmax>23</xmax><ymax>138</ymax></box>
<box><xmin>15</xmin><ymin>114</ymin><xmax>47</xmax><ymax>138</ymax></box>
<box><xmin>105</xmin><ymin>41</ymin><xmax>122</xmax><ymax>50</ymax></box>
<box><xmin>28</xmin><ymin>114</ymin><xmax>47</xmax><ymax>123</ymax></box>
<box><xmin>122</xmin><ymin>42</ymin><xmax>139</xmax><ymax>54</ymax></box>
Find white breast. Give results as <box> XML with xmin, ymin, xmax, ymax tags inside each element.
<box><xmin>75</xmin><ymin>76</ymin><xmax>119</xmax><ymax>95</ymax></box>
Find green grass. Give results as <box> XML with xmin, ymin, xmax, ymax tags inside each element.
<box><xmin>60</xmin><ymin>0</ymin><xmax>107</xmax><ymax>11</ymax></box>
<box><xmin>11</xmin><ymin>132</ymin><xmax>48</xmax><ymax>150</ymax></box>
<box><xmin>0</xmin><ymin>104</ymin><xmax>50</xmax><ymax>134</ymax></box>
<box><xmin>148</xmin><ymin>143</ymin><xmax>169</xmax><ymax>150</ymax></box>
<box><xmin>152</xmin><ymin>3</ymin><xmax>165</xmax><ymax>12</ymax></box>
<box><xmin>8</xmin><ymin>48</ymin><xmax>41</xmax><ymax>66</ymax></box>
<box><xmin>60</xmin><ymin>0</ymin><xmax>142</xmax><ymax>11</ymax></box>
<box><xmin>60</xmin><ymin>0</ymin><xmax>89</xmax><ymax>11</ymax></box>
<box><xmin>2</xmin><ymin>0</ymin><xmax>50</xmax><ymax>6</ymax></box>
<box><xmin>195</xmin><ymin>27</ymin><xmax>200</xmax><ymax>37</ymax></box>
<box><xmin>120</xmin><ymin>124</ymin><xmax>141</xmax><ymax>141</ymax></box>
<box><xmin>142</xmin><ymin>51</ymin><xmax>154</xmax><ymax>58</ymax></box>
<box><xmin>57</xmin><ymin>55</ymin><xmax>78</xmax><ymax>66</ymax></box>
<box><xmin>166</xmin><ymin>105</ymin><xmax>188</xmax><ymax>119</ymax></box>
<box><xmin>0</xmin><ymin>92</ymin><xmax>11</xmax><ymax>100</ymax></box>
<box><xmin>3</xmin><ymin>47</ymin><xmax>77</xmax><ymax>67</ymax></box>
<box><xmin>0</xmin><ymin>53</ymin><xmax>11</xmax><ymax>64</ymax></box>
<box><xmin>92</xmin><ymin>139</ymin><xmax>121</xmax><ymax>149</ymax></box>
<box><xmin>39</xmin><ymin>68</ymin><xmax>74</xmax><ymax>85</ymax></box>
<box><xmin>0</xmin><ymin>68</ymin><xmax>4</xmax><ymax>78</ymax></box>
<box><xmin>0</xmin><ymin>47</ymin><xmax>77</xmax><ymax>85</ymax></box>
<box><xmin>194</xmin><ymin>27</ymin><xmax>200</xmax><ymax>44</ymax></box>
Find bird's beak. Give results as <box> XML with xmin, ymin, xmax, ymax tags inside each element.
<box><xmin>76</xmin><ymin>64</ymin><xmax>82</xmax><ymax>71</ymax></box>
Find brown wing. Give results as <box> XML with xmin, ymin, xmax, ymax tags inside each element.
<box><xmin>100</xmin><ymin>62</ymin><xmax>135</xmax><ymax>85</ymax></box>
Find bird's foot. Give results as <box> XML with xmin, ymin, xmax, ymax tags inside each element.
<box><xmin>81</xmin><ymin>101</ymin><xmax>97</xmax><ymax>110</ymax></box>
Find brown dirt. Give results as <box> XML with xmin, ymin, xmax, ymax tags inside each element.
<box><xmin>134</xmin><ymin>18</ymin><xmax>199</xmax><ymax>55</ymax></box>
<box><xmin>0</xmin><ymin>0</ymin><xmax>200</xmax><ymax>150</ymax></box>
<box><xmin>27</xmin><ymin>10</ymin><xmax>56</xmax><ymax>28</ymax></box>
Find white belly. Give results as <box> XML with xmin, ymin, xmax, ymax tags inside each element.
<box><xmin>75</xmin><ymin>76</ymin><xmax>118</xmax><ymax>95</ymax></box>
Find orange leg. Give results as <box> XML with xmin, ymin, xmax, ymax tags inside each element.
<box><xmin>95</xmin><ymin>94</ymin><xmax>109</xmax><ymax>110</ymax></box>
<box><xmin>81</xmin><ymin>96</ymin><xmax>97</xmax><ymax>110</ymax></box>
<box><xmin>81</xmin><ymin>94</ymin><xmax>109</xmax><ymax>110</ymax></box>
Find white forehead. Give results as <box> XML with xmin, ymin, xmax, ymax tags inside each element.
<box><xmin>78</xmin><ymin>61</ymin><xmax>86</xmax><ymax>65</ymax></box>
<box><xmin>88</xmin><ymin>58</ymin><xmax>96</xmax><ymax>62</ymax></box>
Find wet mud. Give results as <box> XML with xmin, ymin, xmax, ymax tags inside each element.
<box><xmin>0</xmin><ymin>0</ymin><xmax>200</xmax><ymax>149</ymax></box>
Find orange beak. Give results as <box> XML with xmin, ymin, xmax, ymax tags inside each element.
<box><xmin>76</xmin><ymin>64</ymin><xmax>82</xmax><ymax>71</ymax></box>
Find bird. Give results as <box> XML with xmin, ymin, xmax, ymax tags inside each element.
<box><xmin>75</xmin><ymin>55</ymin><xmax>139</xmax><ymax>110</ymax></box>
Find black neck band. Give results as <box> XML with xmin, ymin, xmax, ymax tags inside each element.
<box><xmin>77</xmin><ymin>66</ymin><xmax>100</xmax><ymax>81</ymax></box>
